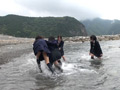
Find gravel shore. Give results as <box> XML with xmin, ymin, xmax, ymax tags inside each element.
<box><xmin>0</xmin><ymin>35</ymin><xmax>34</xmax><ymax>65</ymax></box>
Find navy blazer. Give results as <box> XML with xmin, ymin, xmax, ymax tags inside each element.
<box><xmin>90</xmin><ymin>41</ymin><xmax>103</xmax><ymax>57</ymax></box>
<box><xmin>46</xmin><ymin>40</ymin><xmax>59</xmax><ymax>52</ymax></box>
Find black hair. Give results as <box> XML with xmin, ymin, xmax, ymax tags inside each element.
<box><xmin>57</xmin><ymin>35</ymin><xmax>63</xmax><ymax>40</ymax></box>
<box><xmin>48</xmin><ymin>36</ymin><xmax>55</xmax><ymax>41</ymax></box>
<box><xmin>35</xmin><ymin>35</ymin><xmax>43</xmax><ymax>41</ymax></box>
<box><xmin>90</xmin><ymin>35</ymin><xmax>97</xmax><ymax>41</ymax></box>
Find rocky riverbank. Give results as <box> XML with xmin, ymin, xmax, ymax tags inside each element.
<box><xmin>1</xmin><ymin>34</ymin><xmax>120</xmax><ymax>45</ymax></box>
<box><xmin>0</xmin><ymin>34</ymin><xmax>34</xmax><ymax>46</ymax></box>
<box><xmin>63</xmin><ymin>34</ymin><xmax>120</xmax><ymax>42</ymax></box>
<box><xmin>0</xmin><ymin>34</ymin><xmax>34</xmax><ymax>65</ymax></box>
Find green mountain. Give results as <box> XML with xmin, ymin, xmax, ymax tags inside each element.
<box><xmin>82</xmin><ymin>18</ymin><xmax>120</xmax><ymax>35</ymax></box>
<box><xmin>108</xmin><ymin>20</ymin><xmax>120</xmax><ymax>35</ymax></box>
<box><xmin>82</xmin><ymin>18</ymin><xmax>112</xmax><ymax>35</ymax></box>
<box><xmin>0</xmin><ymin>15</ymin><xmax>87</xmax><ymax>38</ymax></box>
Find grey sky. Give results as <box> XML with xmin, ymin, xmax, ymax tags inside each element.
<box><xmin>0</xmin><ymin>0</ymin><xmax>120</xmax><ymax>20</ymax></box>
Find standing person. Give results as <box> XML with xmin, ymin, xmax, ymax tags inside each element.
<box><xmin>57</xmin><ymin>36</ymin><xmax>66</xmax><ymax>65</ymax></box>
<box><xmin>89</xmin><ymin>35</ymin><xmax>103</xmax><ymax>59</ymax></box>
<box><xmin>33</xmin><ymin>36</ymin><xmax>54</xmax><ymax>74</ymax></box>
<box><xmin>46</xmin><ymin>36</ymin><xmax>63</xmax><ymax>72</ymax></box>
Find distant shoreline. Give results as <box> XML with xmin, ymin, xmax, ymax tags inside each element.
<box><xmin>63</xmin><ymin>34</ymin><xmax>120</xmax><ymax>42</ymax></box>
<box><xmin>0</xmin><ymin>34</ymin><xmax>120</xmax><ymax>46</ymax></box>
<box><xmin>0</xmin><ymin>34</ymin><xmax>34</xmax><ymax>46</ymax></box>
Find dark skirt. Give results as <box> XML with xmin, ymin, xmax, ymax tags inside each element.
<box><xmin>60</xmin><ymin>50</ymin><xmax>64</xmax><ymax>56</ymax></box>
<box><xmin>33</xmin><ymin>39</ymin><xmax>50</xmax><ymax>55</ymax></box>
<box><xmin>49</xmin><ymin>49</ymin><xmax>61</xmax><ymax>64</ymax></box>
<box><xmin>33</xmin><ymin>39</ymin><xmax>50</xmax><ymax>62</ymax></box>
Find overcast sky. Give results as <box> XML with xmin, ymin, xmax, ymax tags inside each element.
<box><xmin>0</xmin><ymin>0</ymin><xmax>120</xmax><ymax>20</ymax></box>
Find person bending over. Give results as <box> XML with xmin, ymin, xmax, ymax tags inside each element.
<box><xmin>89</xmin><ymin>35</ymin><xmax>103</xmax><ymax>59</ymax></box>
<box><xmin>33</xmin><ymin>36</ymin><xmax>54</xmax><ymax>74</ymax></box>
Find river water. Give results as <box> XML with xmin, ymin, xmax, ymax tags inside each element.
<box><xmin>0</xmin><ymin>40</ymin><xmax>120</xmax><ymax>90</ymax></box>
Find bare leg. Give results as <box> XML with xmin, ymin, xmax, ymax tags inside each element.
<box><xmin>98</xmin><ymin>57</ymin><xmax>101</xmax><ymax>60</ymax></box>
<box><xmin>36</xmin><ymin>52</ymin><xmax>42</xmax><ymax>72</ymax></box>
<box><xmin>58</xmin><ymin>60</ymin><xmax>62</xmax><ymax>66</ymax></box>
<box><xmin>54</xmin><ymin>61</ymin><xmax>63</xmax><ymax>72</ymax></box>
<box><xmin>43</xmin><ymin>52</ymin><xmax>54</xmax><ymax>73</ymax></box>
<box><xmin>62</xmin><ymin>56</ymin><xmax>66</xmax><ymax>61</ymax></box>
<box><xmin>43</xmin><ymin>52</ymin><xmax>49</xmax><ymax>64</ymax></box>
<box><xmin>90</xmin><ymin>53</ymin><xmax>94</xmax><ymax>59</ymax></box>
<box><xmin>36</xmin><ymin>52</ymin><xmax>41</xmax><ymax>60</ymax></box>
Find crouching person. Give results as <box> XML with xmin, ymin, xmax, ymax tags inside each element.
<box><xmin>89</xmin><ymin>35</ymin><xmax>103</xmax><ymax>59</ymax></box>
<box><xmin>33</xmin><ymin>36</ymin><xmax>54</xmax><ymax>74</ymax></box>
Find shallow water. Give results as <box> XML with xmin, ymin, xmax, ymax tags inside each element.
<box><xmin>0</xmin><ymin>40</ymin><xmax>120</xmax><ymax>90</ymax></box>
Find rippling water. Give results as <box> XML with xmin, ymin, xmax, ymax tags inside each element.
<box><xmin>0</xmin><ymin>40</ymin><xmax>120</xmax><ymax>90</ymax></box>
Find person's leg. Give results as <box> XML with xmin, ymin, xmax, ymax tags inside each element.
<box><xmin>62</xmin><ymin>56</ymin><xmax>66</xmax><ymax>61</ymax></box>
<box><xmin>43</xmin><ymin>52</ymin><xmax>49</xmax><ymax>64</ymax></box>
<box><xmin>36</xmin><ymin>52</ymin><xmax>42</xmax><ymax>72</ymax></box>
<box><xmin>97</xmin><ymin>57</ymin><xmax>101</xmax><ymax>60</ymax></box>
<box><xmin>36</xmin><ymin>52</ymin><xmax>41</xmax><ymax>60</ymax></box>
<box><xmin>43</xmin><ymin>52</ymin><xmax>54</xmax><ymax>74</ymax></box>
<box><xmin>95</xmin><ymin>54</ymin><xmax>102</xmax><ymax>60</ymax></box>
<box><xmin>90</xmin><ymin>53</ymin><xmax>94</xmax><ymax>59</ymax></box>
<box><xmin>58</xmin><ymin>60</ymin><xmax>62</xmax><ymax>65</ymax></box>
<box><xmin>54</xmin><ymin>61</ymin><xmax>63</xmax><ymax>72</ymax></box>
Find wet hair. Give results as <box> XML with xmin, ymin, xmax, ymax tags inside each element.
<box><xmin>48</xmin><ymin>36</ymin><xmax>55</xmax><ymax>41</ymax></box>
<box><xmin>35</xmin><ymin>35</ymin><xmax>43</xmax><ymax>41</ymax></box>
<box><xmin>57</xmin><ymin>35</ymin><xmax>63</xmax><ymax>40</ymax></box>
<box><xmin>90</xmin><ymin>35</ymin><xmax>97</xmax><ymax>41</ymax></box>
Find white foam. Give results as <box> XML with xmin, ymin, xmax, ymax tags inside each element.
<box><xmin>81</xmin><ymin>54</ymin><xmax>90</xmax><ymax>61</ymax></box>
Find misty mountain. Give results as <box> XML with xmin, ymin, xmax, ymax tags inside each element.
<box><xmin>82</xmin><ymin>18</ymin><xmax>120</xmax><ymax>35</ymax></box>
<box><xmin>108</xmin><ymin>20</ymin><xmax>120</xmax><ymax>35</ymax></box>
<box><xmin>0</xmin><ymin>15</ymin><xmax>87</xmax><ymax>38</ymax></box>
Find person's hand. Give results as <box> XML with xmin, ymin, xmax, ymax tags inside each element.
<box><xmin>89</xmin><ymin>52</ymin><xmax>91</xmax><ymax>55</ymax></box>
<box><xmin>63</xmin><ymin>58</ymin><xmax>66</xmax><ymax>61</ymax></box>
<box><xmin>62</xmin><ymin>56</ymin><xmax>66</xmax><ymax>61</ymax></box>
<box><xmin>100</xmin><ymin>54</ymin><xmax>103</xmax><ymax>57</ymax></box>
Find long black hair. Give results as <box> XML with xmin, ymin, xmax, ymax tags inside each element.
<box><xmin>90</xmin><ymin>35</ymin><xmax>97</xmax><ymax>41</ymax></box>
<box><xmin>57</xmin><ymin>35</ymin><xmax>63</xmax><ymax>41</ymax></box>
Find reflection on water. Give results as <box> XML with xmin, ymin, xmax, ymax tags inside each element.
<box><xmin>0</xmin><ymin>40</ymin><xmax>120</xmax><ymax>90</ymax></box>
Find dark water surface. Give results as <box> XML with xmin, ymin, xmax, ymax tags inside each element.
<box><xmin>0</xmin><ymin>40</ymin><xmax>120</xmax><ymax>90</ymax></box>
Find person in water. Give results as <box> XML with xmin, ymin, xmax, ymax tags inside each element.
<box><xmin>89</xmin><ymin>35</ymin><xmax>103</xmax><ymax>59</ymax></box>
<box><xmin>46</xmin><ymin>36</ymin><xmax>63</xmax><ymax>72</ymax></box>
<box><xmin>57</xmin><ymin>36</ymin><xmax>65</xmax><ymax>65</ymax></box>
<box><xmin>33</xmin><ymin>36</ymin><xmax>54</xmax><ymax>74</ymax></box>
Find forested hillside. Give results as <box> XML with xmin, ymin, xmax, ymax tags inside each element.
<box><xmin>82</xmin><ymin>18</ymin><xmax>120</xmax><ymax>35</ymax></box>
<box><xmin>0</xmin><ymin>15</ymin><xmax>87</xmax><ymax>37</ymax></box>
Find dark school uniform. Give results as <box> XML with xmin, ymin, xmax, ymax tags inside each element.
<box><xmin>33</xmin><ymin>39</ymin><xmax>50</xmax><ymax>61</ymax></box>
<box><xmin>46</xmin><ymin>40</ymin><xmax>61</xmax><ymax>64</ymax></box>
<box><xmin>90</xmin><ymin>41</ymin><xmax>103</xmax><ymax>57</ymax></box>
<box><xmin>57</xmin><ymin>40</ymin><xmax>64</xmax><ymax>56</ymax></box>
